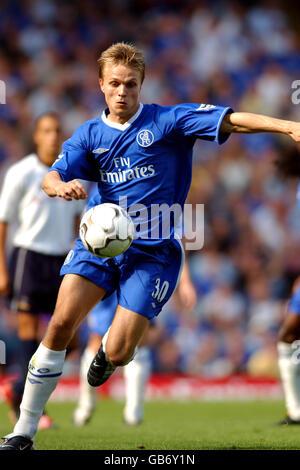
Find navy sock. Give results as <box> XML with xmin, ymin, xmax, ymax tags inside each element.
<box><xmin>13</xmin><ymin>339</ymin><xmax>38</xmax><ymax>397</ymax></box>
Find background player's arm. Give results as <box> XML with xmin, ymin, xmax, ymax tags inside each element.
<box><xmin>176</xmin><ymin>259</ymin><xmax>197</xmax><ymax>313</ymax></box>
<box><xmin>0</xmin><ymin>221</ymin><xmax>10</xmax><ymax>296</ymax></box>
<box><xmin>42</xmin><ymin>170</ymin><xmax>88</xmax><ymax>201</ymax></box>
<box><xmin>220</xmin><ymin>112</ymin><xmax>300</xmax><ymax>142</ymax></box>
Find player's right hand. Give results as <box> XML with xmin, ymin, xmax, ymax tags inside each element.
<box><xmin>55</xmin><ymin>180</ymin><xmax>88</xmax><ymax>201</ymax></box>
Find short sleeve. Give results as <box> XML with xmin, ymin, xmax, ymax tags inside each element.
<box><xmin>49</xmin><ymin>125</ymin><xmax>98</xmax><ymax>182</ymax></box>
<box><xmin>172</xmin><ymin>103</ymin><xmax>233</xmax><ymax>144</ymax></box>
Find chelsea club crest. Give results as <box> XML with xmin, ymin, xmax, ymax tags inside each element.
<box><xmin>136</xmin><ymin>129</ymin><xmax>154</xmax><ymax>147</ymax></box>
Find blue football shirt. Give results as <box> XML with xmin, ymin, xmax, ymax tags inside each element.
<box><xmin>50</xmin><ymin>102</ymin><xmax>232</xmax><ymax>245</ymax></box>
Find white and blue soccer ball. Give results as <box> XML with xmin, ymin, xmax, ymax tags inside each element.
<box><xmin>79</xmin><ymin>203</ymin><xmax>135</xmax><ymax>258</ymax></box>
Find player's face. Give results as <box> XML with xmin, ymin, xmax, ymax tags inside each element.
<box><xmin>99</xmin><ymin>63</ymin><xmax>142</xmax><ymax>124</ymax></box>
<box><xmin>33</xmin><ymin>115</ymin><xmax>61</xmax><ymax>165</ymax></box>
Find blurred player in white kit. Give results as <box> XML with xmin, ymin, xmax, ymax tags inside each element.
<box><xmin>0</xmin><ymin>113</ymin><xmax>85</xmax><ymax>428</ymax></box>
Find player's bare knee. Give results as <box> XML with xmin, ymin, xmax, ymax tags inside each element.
<box><xmin>51</xmin><ymin>313</ymin><xmax>74</xmax><ymax>333</ymax></box>
<box><xmin>45</xmin><ymin>312</ymin><xmax>76</xmax><ymax>347</ymax></box>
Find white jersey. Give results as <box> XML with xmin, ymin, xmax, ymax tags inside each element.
<box><xmin>0</xmin><ymin>153</ymin><xmax>85</xmax><ymax>255</ymax></box>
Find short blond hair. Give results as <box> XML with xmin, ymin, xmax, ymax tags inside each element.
<box><xmin>97</xmin><ymin>42</ymin><xmax>145</xmax><ymax>82</ymax></box>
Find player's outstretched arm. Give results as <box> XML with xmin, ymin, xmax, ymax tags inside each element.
<box><xmin>42</xmin><ymin>170</ymin><xmax>88</xmax><ymax>201</ymax></box>
<box><xmin>220</xmin><ymin>112</ymin><xmax>300</xmax><ymax>142</ymax></box>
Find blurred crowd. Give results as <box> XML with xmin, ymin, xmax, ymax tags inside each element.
<box><xmin>1</xmin><ymin>0</ymin><xmax>300</xmax><ymax>379</ymax></box>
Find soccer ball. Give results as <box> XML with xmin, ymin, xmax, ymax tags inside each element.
<box><xmin>79</xmin><ymin>203</ymin><xmax>135</xmax><ymax>258</ymax></box>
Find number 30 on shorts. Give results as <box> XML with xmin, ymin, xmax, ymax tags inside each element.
<box><xmin>152</xmin><ymin>278</ymin><xmax>170</xmax><ymax>303</ymax></box>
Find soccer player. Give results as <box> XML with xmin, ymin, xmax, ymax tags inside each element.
<box><xmin>73</xmin><ymin>191</ymin><xmax>197</xmax><ymax>427</ymax></box>
<box><xmin>274</xmin><ymin>144</ymin><xmax>300</xmax><ymax>425</ymax></box>
<box><xmin>73</xmin><ymin>258</ymin><xmax>196</xmax><ymax>427</ymax></box>
<box><xmin>1</xmin><ymin>42</ymin><xmax>300</xmax><ymax>450</ymax></box>
<box><xmin>0</xmin><ymin>113</ymin><xmax>85</xmax><ymax>429</ymax></box>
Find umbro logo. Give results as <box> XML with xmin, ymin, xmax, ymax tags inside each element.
<box><xmin>92</xmin><ymin>148</ymin><xmax>110</xmax><ymax>154</ymax></box>
<box><xmin>53</xmin><ymin>153</ymin><xmax>65</xmax><ymax>165</ymax></box>
<box><xmin>196</xmin><ymin>104</ymin><xmax>216</xmax><ymax>111</ymax></box>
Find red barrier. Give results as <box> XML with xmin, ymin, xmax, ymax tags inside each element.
<box><xmin>0</xmin><ymin>373</ymin><xmax>283</xmax><ymax>401</ymax></box>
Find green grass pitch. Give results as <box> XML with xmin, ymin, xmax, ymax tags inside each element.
<box><xmin>1</xmin><ymin>399</ymin><xmax>300</xmax><ymax>450</ymax></box>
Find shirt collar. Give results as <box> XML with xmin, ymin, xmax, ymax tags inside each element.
<box><xmin>101</xmin><ymin>103</ymin><xmax>143</xmax><ymax>131</ymax></box>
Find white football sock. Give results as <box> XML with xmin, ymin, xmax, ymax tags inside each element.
<box><xmin>77</xmin><ymin>347</ymin><xmax>96</xmax><ymax>412</ymax></box>
<box><xmin>123</xmin><ymin>347</ymin><xmax>151</xmax><ymax>425</ymax></box>
<box><xmin>102</xmin><ymin>328</ymin><xmax>110</xmax><ymax>355</ymax></box>
<box><xmin>13</xmin><ymin>343</ymin><xmax>66</xmax><ymax>439</ymax></box>
<box><xmin>278</xmin><ymin>341</ymin><xmax>300</xmax><ymax>420</ymax></box>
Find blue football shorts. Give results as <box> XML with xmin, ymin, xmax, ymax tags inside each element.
<box><xmin>288</xmin><ymin>284</ymin><xmax>300</xmax><ymax>315</ymax></box>
<box><xmin>61</xmin><ymin>237</ymin><xmax>184</xmax><ymax>320</ymax></box>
